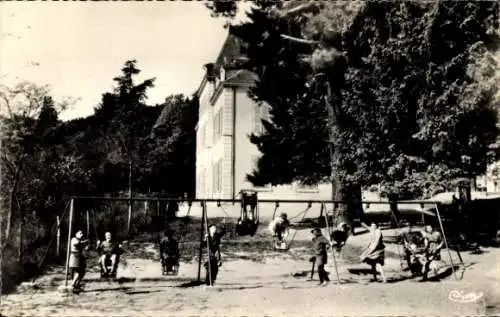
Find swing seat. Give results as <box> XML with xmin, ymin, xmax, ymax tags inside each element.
<box><xmin>100</xmin><ymin>258</ymin><xmax>117</xmax><ymax>278</ymax></box>
<box><xmin>161</xmin><ymin>259</ymin><xmax>180</xmax><ymax>276</ymax></box>
<box><xmin>273</xmin><ymin>237</ymin><xmax>289</xmax><ymax>251</ymax></box>
<box><xmin>235</xmin><ymin>219</ymin><xmax>258</xmax><ymax>236</ymax></box>
<box><xmin>161</xmin><ymin>256</ymin><xmax>180</xmax><ymax>276</ymax></box>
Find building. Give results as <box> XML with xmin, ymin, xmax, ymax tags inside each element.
<box><xmin>195</xmin><ymin>33</ymin><xmax>333</xmax><ymax>200</ymax></box>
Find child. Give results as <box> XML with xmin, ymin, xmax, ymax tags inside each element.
<box><xmin>330</xmin><ymin>222</ymin><xmax>350</xmax><ymax>253</ymax></box>
<box><xmin>203</xmin><ymin>224</ymin><xmax>222</xmax><ymax>286</ymax></box>
<box><xmin>310</xmin><ymin>228</ymin><xmax>332</xmax><ymax>286</ymax></box>
<box><xmin>269</xmin><ymin>213</ymin><xmax>290</xmax><ymax>243</ymax></box>
<box><xmin>96</xmin><ymin>231</ymin><xmax>122</xmax><ymax>277</ymax></box>
<box><xmin>159</xmin><ymin>230</ymin><xmax>180</xmax><ymax>274</ymax></box>
<box><xmin>69</xmin><ymin>230</ymin><xmax>90</xmax><ymax>292</ymax></box>
<box><xmin>359</xmin><ymin>222</ymin><xmax>387</xmax><ymax>283</ymax></box>
<box><xmin>421</xmin><ymin>225</ymin><xmax>444</xmax><ymax>281</ymax></box>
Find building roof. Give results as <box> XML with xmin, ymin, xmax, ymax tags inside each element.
<box><xmin>196</xmin><ymin>31</ymin><xmax>256</xmax><ymax>97</ymax></box>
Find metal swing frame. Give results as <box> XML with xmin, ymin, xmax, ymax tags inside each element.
<box><xmin>59</xmin><ymin>196</ymin><xmax>466</xmax><ymax>287</ymax></box>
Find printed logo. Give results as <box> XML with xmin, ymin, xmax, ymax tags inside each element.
<box><xmin>448</xmin><ymin>290</ymin><xmax>484</xmax><ymax>303</ymax></box>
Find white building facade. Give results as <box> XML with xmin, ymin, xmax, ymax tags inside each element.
<box><xmin>195</xmin><ymin>33</ymin><xmax>333</xmax><ymax>200</ymax></box>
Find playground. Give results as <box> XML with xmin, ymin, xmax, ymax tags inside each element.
<box><xmin>1</xmin><ymin>198</ymin><xmax>499</xmax><ymax>316</ymax></box>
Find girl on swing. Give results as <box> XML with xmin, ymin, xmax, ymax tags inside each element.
<box><xmin>359</xmin><ymin>222</ymin><xmax>387</xmax><ymax>283</ymax></box>
<box><xmin>269</xmin><ymin>213</ymin><xmax>290</xmax><ymax>247</ymax></box>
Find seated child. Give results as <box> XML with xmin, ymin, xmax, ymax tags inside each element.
<box><xmin>269</xmin><ymin>213</ymin><xmax>290</xmax><ymax>242</ymax></box>
<box><xmin>330</xmin><ymin>222</ymin><xmax>350</xmax><ymax>252</ymax></box>
<box><xmin>159</xmin><ymin>230</ymin><xmax>180</xmax><ymax>273</ymax></box>
<box><xmin>96</xmin><ymin>231</ymin><xmax>122</xmax><ymax>277</ymax></box>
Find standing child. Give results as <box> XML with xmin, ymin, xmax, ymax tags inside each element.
<box><xmin>69</xmin><ymin>230</ymin><xmax>90</xmax><ymax>293</ymax></box>
<box><xmin>310</xmin><ymin>228</ymin><xmax>331</xmax><ymax>286</ymax></box>
<box><xmin>204</xmin><ymin>224</ymin><xmax>222</xmax><ymax>286</ymax></box>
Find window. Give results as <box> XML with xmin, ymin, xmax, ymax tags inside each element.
<box><xmin>213</xmin><ymin>109</ymin><xmax>222</xmax><ymax>142</ymax></box>
<box><xmin>213</xmin><ymin>159</ymin><xmax>223</xmax><ymax>193</ymax></box>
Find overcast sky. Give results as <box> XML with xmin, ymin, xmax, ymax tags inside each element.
<box><xmin>0</xmin><ymin>2</ymin><xmax>251</xmax><ymax>121</ymax></box>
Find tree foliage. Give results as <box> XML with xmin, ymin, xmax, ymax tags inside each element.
<box><xmin>1</xmin><ymin>61</ymin><xmax>198</xmax><ymax>260</ymax></box>
<box><xmin>206</xmin><ymin>1</ymin><xmax>499</xmax><ymax>227</ymax></box>
<box><xmin>207</xmin><ymin>1</ymin><xmax>500</xmax><ymax>224</ymax></box>
<box><xmin>228</xmin><ymin>8</ymin><xmax>330</xmax><ymax>186</ymax></box>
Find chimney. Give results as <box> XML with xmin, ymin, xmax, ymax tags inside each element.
<box><xmin>204</xmin><ymin>63</ymin><xmax>216</xmax><ymax>82</ymax></box>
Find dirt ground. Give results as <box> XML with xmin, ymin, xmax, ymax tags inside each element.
<box><xmin>1</xmin><ymin>223</ymin><xmax>499</xmax><ymax>317</ymax></box>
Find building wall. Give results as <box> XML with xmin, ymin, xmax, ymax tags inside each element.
<box><xmin>196</xmin><ymin>81</ymin><xmax>335</xmax><ymax>201</ymax></box>
<box><xmin>231</xmin><ymin>86</ymin><xmax>334</xmax><ymax>200</ymax></box>
<box><xmin>196</xmin><ymin>80</ymin><xmax>215</xmax><ymax>199</ymax></box>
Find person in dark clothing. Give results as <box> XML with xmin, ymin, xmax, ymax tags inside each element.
<box><xmin>330</xmin><ymin>222</ymin><xmax>350</xmax><ymax>253</ymax></box>
<box><xmin>159</xmin><ymin>230</ymin><xmax>180</xmax><ymax>274</ymax></box>
<box><xmin>421</xmin><ymin>225</ymin><xmax>444</xmax><ymax>281</ymax></box>
<box><xmin>310</xmin><ymin>228</ymin><xmax>332</xmax><ymax>286</ymax></box>
<box><xmin>203</xmin><ymin>224</ymin><xmax>222</xmax><ymax>286</ymax></box>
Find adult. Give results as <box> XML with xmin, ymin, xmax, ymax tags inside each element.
<box><xmin>359</xmin><ymin>222</ymin><xmax>387</xmax><ymax>283</ymax></box>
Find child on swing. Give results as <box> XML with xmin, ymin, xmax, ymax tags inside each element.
<box><xmin>159</xmin><ymin>230</ymin><xmax>180</xmax><ymax>274</ymax></box>
<box><xmin>359</xmin><ymin>222</ymin><xmax>387</xmax><ymax>283</ymax></box>
<box><xmin>420</xmin><ymin>225</ymin><xmax>444</xmax><ymax>281</ymax></box>
<box><xmin>269</xmin><ymin>213</ymin><xmax>290</xmax><ymax>246</ymax></box>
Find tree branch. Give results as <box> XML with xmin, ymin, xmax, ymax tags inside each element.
<box><xmin>281</xmin><ymin>2</ymin><xmax>321</xmax><ymax>17</ymax></box>
<box><xmin>280</xmin><ymin>34</ymin><xmax>319</xmax><ymax>45</ymax></box>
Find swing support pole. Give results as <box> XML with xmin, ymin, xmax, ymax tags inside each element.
<box><xmin>196</xmin><ymin>201</ymin><xmax>206</xmax><ymax>282</ymax></box>
<box><xmin>434</xmin><ymin>203</ymin><xmax>463</xmax><ymax>280</ymax></box>
<box><xmin>64</xmin><ymin>198</ymin><xmax>75</xmax><ymax>287</ymax></box>
<box><xmin>323</xmin><ymin>203</ymin><xmax>341</xmax><ymax>284</ymax></box>
<box><xmin>204</xmin><ymin>201</ymin><xmax>213</xmax><ymax>286</ymax></box>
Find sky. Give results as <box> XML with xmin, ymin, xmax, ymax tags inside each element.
<box><xmin>0</xmin><ymin>2</ymin><xmax>251</xmax><ymax>121</ymax></box>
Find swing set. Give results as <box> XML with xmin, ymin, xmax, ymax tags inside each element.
<box><xmin>29</xmin><ymin>194</ymin><xmax>467</xmax><ymax>287</ymax></box>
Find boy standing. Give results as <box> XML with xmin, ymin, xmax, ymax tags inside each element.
<box><xmin>69</xmin><ymin>230</ymin><xmax>90</xmax><ymax>292</ymax></box>
<box><xmin>204</xmin><ymin>224</ymin><xmax>222</xmax><ymax>286</ymax></box>
<box><xmin>311</xmin><ymin>228</ymin><xmax>331</xmax><ymax>286</ymax></box>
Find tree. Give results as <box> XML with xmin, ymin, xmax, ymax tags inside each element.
<box><xmin>207</xmin><ymin>1</ymin><xmax>500</xmax><ymax>226</ymax></box>
<box><xmin>0</xmin><ymin>83</ymin><xmax>70</xmax><ymax>247</ymax></box>
<box><xmin>225</xmin><ymin>9</ymin><xmax>330</xmax><ymax>187</ymax></box>
<box><xmin>148</xmin><ymin>94</ymin><xmax>199</xmax><ymax>197</ymax></box>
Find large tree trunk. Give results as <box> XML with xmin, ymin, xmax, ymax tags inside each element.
<box><xmin>324</xmin><ymin>60</ymin><xmax>361</xmax><ymax>230</ymax></box>
<box><xmin>331</xmin><ymin>175</ymin><xmax>362</xmax><ymax>229</ymax></box>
